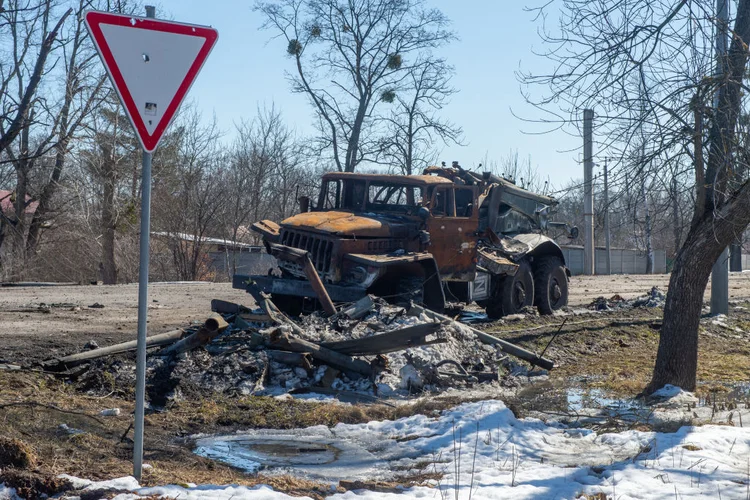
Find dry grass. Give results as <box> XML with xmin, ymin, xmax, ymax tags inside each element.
<box><xmin>0</xmin><ymin>370</ymin><xmax>462</xmax><ymax>497</ymax></box>
<box><xmin>491</xmin><ymin>306</ymin><xmax>750</xmax><ymax>396</ymax></box>
<box><xmin>0</xmin><ymin>437</ymin><xmax>36</xmax><ymax>469</ymax></box>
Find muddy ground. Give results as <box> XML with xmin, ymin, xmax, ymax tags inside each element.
<box><xmin>1</xmin><ymin>274</ymin><xmax>750</xmax><ymax>497</ymax></box>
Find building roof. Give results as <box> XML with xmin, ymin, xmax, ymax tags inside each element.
<box><xmin>151</xmin><ymin>231</ymin><xmax>260</xmax><ymax>250</ymax></box>
<box><xmin>0</xmin><ymin>190</ymin><xmax>38</xmax><ymax>215</ymax></box>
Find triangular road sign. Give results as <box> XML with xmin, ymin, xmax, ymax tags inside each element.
<box><xmin>85</xmin><ymin>11</ymin><xmax>218</xmax><ymax>152</ymax></box>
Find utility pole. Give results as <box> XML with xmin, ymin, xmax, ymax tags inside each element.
<box><xmin>583</xmin><ymin>109</ymin><xmax>595</xmax><ymax>275</ymax></box>
<box><xmin>642</xmin><ymin>176</ymin><xmax>654</xmax><ymax>274</ymax></box>
<box><xmin>636</xmin><ymin>65</ymin><xmax>654</xmax><ymax>275</ymax></box>
<box><xmin>711</xmin><ymin>0</ymin><xmax>729</xmax><ymax>315</ymax></box>
<box><xmin>604</xmin><ymin>158</ymin><xmax>611</xmax><ymax>275</ymax></box>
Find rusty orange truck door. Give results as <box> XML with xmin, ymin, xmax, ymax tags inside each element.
<box><xmin>426</xmin><ymin>186</ymin><xmax>479</xmax><ymax>280</ymax></box>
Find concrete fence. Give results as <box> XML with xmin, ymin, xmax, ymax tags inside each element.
<box><xmin>208</xmin><ymin>247</ymin><xmax>277</xmax><ymax>280</ymax></box>
<box><xmin>215</xmin><ymin>244</ymin><xmax>667</xmax><ymax>280</ymax></box>
<box><xmin>560</xmin><ymin>245</ymin><xmax>667</xmax><ymax>275</ymax></box>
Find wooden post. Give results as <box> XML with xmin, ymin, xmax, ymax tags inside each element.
<box><xmin>303</xmin><ymin>255</ymin><xmax>336</xmax><ymax>315</ymax></box>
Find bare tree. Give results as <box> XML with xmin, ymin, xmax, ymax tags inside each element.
<box><xmin>25</xmin><ymin>0</ymin><xmax>108</xmax><ymax>257</ymax></box>
<box><xmin>256</xmin><ymin>0</ymin><xmax>454</xmax><ymax>172</ymax></box>
<box><xmin>524</xmin><ymin>0</ymin><xmax>750</xmax><ymax>391</ymax></box>
<box><xmin>0</xmin><ymin>1</ymin><xmax>74</xmax><ymax>274</ymax></box>
<box><xmin>153</xmin><ymin>110</ymin><xmax>225</xmax><ymax>281</ymax></box>
<box><xmin>379</xmin><ymin>58</ymin><xmax>463</xmax><ymax>174</ymax></box>
<box><xmin>81</xmin><ymin>102</ymin><xmax>140</xmax><ymax>283</ymax></box>
<box><xmin>218</xmin><ymin>105</ymin><xmax>309</xmax><ymax>276</ymax></box>
<box><xmin>0</xmin><ymin>1</ymin><xmax>72</xmax><ymax>154</ymax></box>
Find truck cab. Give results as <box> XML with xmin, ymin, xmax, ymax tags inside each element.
<box><xmin>237</xmin><ymin>166</ymin><xmax>575</xmax><ymax>317</ymax></box>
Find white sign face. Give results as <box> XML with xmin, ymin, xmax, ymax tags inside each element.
<box><xmin>85</xmin><ymin>12</ymin><xmax>218</xmax><ymax>152</ymax></box>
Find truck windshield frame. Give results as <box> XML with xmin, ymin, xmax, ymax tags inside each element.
<box><xmin>318</xmin><ymin>178</ymin><xmax>424</xmax><ymax>213</ymax></box>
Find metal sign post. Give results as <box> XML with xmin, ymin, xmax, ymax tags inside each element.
<box><xmin>84</xmin><ymin>7</ymin><xmax>218</xmax><ymax>480</ymax></box>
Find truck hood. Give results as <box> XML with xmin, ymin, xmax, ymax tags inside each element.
<box><xmin>281</xmin><ymin>210</ymin><xmax>416</xmax><ymax>238</ymax></box>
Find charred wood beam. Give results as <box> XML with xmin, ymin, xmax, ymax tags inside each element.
<box><xmin>266</xmin><ymin>327</ymin><xmax>372</xmax><ymax>377</ymax></box>
<box><xmin>339</xmin><ymin>295</ymin><xmax>375</xmax><ymax>320</ymax></box>
<box><xmin>321</xmin><ymin>322</ymin><xmax>443</xmax><ymax>356</ymax></box>
<box><xmin>266</xmin><ymin>350</ymin><xmax>314</xmax><ymax>370</ymax></box>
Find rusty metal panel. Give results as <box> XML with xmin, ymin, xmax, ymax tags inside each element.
<box><xmin>345</xmin><ymin>252</ymin><xmax>435</xmax><ymax>267</ymax></box>
<box><xmin>426</xmin><ymin>186</ymin><xmax>480</xmax><ymax>280</ymax></box>
<box><xmin>477</xmin><ymin>248</ymin><xmax>518</xmax><ymax>276</ymax></box>
<box><xmin>250</xmin><ymin>220</ymin><xmax>281</xmax><ymax>242</ymax></box>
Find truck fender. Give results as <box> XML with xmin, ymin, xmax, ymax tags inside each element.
<box><xmin>510</xmin><ymin>233</ymin><xmax>566</xmax><ymax>267</ymax></box>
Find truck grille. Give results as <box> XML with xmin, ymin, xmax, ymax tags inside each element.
<box><xmin>280</xmin><ymin>230</ymin><xmax>334</xmax><ymax>274</ymax></box>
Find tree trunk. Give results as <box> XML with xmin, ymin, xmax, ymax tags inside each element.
<box><xmin>649</xmin><ymin>0</ymin><xmax>750</xmax><ymax>394</ymax></box>
<box><xmin>26</xmin><ymin>138</ymin><xmax>68</xmax><ymax>255</ymax></box>
<box><xmin>671</xmin><ymin>176</ymin><xmax>682</xmax><ymax>259</ymax></box>
<box><xmin>101</xmin><ymin>161</ymin><xmax>118</xmax><ymax>284</ymax></box>
<box><xmin>646</xmin><ymin>226</ymin><xmax>715</xmax><ymax>392</ymax></box>
<box><xmin>11</xmin><ymin>167</ymin><xmax>30</xmax><ymax>278</ymax></box>
<box><xmin>649</xmin><ymin>177</ymin><xmax>750</xmax><ymax>392</ymax></box>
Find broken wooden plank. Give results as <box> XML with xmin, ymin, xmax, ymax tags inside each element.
<box><xmin>237</xmin><ymin>312</ymin><xmax>272</xmax><ymax>323</ymax></box>
<box><xmin>266</xmin><ymin>350</ymin><xmax>314</xmax><ymax>370</ymax></box>
<box><xmin>408</xmin><ymin>304</ymin><xmax>555</xmax><ymax>370</ymax></box>
<box><xmin>321</xmin><ymin>322</ymin><xmax>443</xmax><ymax>356</ymax></box>
<box><xmin>160</xmin><ymin>313</ymin><xmax>230</xmax><ymax>356</ymax></box>
<box><xmin>211</xmin><ymin>299</ymin><xmax>251</xmax><ymax>314</ymax></box>
<box><xmin>258</xmin><ymin>294</ymin><xmax>307</xmax><ymax>337</ymax></box>
<box><xmin>339</xmin><ymin>295</ymin><xmax>375</xmax><ymax>320</ymax></box>
<box><xmin>212</xmin><ymin>297</ymin><xmax>271</xmax><ymax>323</ymax></box>
<box><xmin>42</xmin><ymin>328</ymin><xmax>187</xmax><ymax>370</ymax></box>
<box><xmin>303</xmin><ymin>254</ymin><xmax>336</xmax><ymax>316</ymax></box>
<box><xmin>266</xmin><ymin>327</ymin><xmax>372</xmax><ymax>377</ymax></box>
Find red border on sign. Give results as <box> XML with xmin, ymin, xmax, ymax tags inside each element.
<box><xmin>85</xmin><ymin>11</ymin><xmax>218</xmax><ymax>152</ymax></box>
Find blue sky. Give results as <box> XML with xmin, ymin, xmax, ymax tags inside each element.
<box><xmin>154</xmin><ymin>0</ymin><xmax>585</xmax><ymax>187</ymax></box>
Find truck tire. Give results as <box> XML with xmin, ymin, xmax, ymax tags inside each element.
<box><xmin>533</xmin><ymin>256</ymin><xmax>568</xmax><ymax>314</ymax></box>
<box><xmin>485</xmin><ymin>259</ymin><xmax>534</xmax><ymax>318</ymax></box>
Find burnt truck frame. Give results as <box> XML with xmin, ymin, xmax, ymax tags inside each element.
<box><xmin>235</xmin><ymin>165</ymin><xmax>577</xmax><ymax>317</ymax></box>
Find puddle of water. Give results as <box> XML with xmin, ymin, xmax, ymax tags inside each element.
<box><xmin>194</xmin><ymin>428</ymin><xmax>400</xmax><ymax>481</ymax></box>
<box><xmin>515</xmin><ymin>381</ymin><xmax>653</xmax><ymax>423</ymax></box>
<box><xmin>566</xmin><ymin>388</ymin><xmax>636</xmax><ymax>411</ymax></box>
<box><xmin>194</xmin><ymin>438</ymin><xmax>338</xmax><ymax>474</ymax></box>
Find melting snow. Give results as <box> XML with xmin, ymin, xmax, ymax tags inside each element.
<box><xmin>35</xmin><ymin>398</ymin><xmax>750</xmax><ymax>499</ymax></box>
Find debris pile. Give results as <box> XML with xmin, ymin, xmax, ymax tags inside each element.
<box><xmin>588</xmin><ymin>287</ymin><xmax>666</xmax><ymax>311</ymax></box>
<box><xmin>40</xmin><ymin>294</ymin><xmax>554</xmax><ymax>406</ymax></box>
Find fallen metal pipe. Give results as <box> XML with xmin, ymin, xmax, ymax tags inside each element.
<box><xmin>42</xmin><ymin>328</ymin><xmax>186</xmax><ymax>370</ymax></box>
<box><xmin>408</xmin><ymin>304</ymin><xmax>555</xmax><ymax>370</ymax></box>
<box><xmin>160</xmin><ymin>313</ymin><xmax>229</xmax><ymax>356</ymax></box>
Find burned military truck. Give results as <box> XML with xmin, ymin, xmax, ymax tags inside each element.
<box><xmin>236</xmin><ymin>164</ymin><xmax>577</xmax><ymax>317</ymax></box>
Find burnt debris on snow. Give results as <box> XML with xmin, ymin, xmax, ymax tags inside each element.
<box><xmin>37</xmin><ymin>293</ymin><xmax>554</xmax><ymax>407</ymax></box>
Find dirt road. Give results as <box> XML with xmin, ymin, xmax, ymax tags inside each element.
<box><xmin>3</xmin><ymin>273</ymin><xmax>750</xmax><ymax>363</ymax></box>
<box><xmin>0</xmin><ymin>282</ymin><xmax>250</xmax><ymax>363</ymax></box>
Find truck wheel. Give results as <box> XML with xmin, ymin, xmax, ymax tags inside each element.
<box><xmin>533</xmin><ymin>256</ymin><xmax>568</xmax><ymax>314</ymax></box>
<box><xmin>485</xmin><ymin>259</ymin><xmax>534</xmax><ymax>318</ymax></box>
